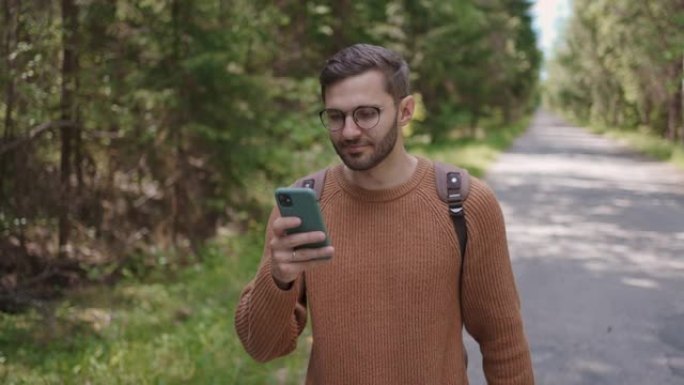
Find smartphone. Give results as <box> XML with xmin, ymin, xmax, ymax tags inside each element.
<box><xmin>275</xmin><ymin>187</ymin><xmax>331</xmax><ymax>253</ymax></box>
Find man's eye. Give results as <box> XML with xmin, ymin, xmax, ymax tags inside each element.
<box><xmin>328</xmin><ymin>112</ymin><xmax>344</xmax><ymax>121</ymax></box>
<box><xmin>355</xmin><ymin>108</ymin><xmax>376</xmax><ymax>120</ymax></box>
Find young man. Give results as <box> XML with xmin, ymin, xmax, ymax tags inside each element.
<box><xmin>235</xmin><ymin>44</ymin><xmax>534</xmax><ymax>385</ymax></box>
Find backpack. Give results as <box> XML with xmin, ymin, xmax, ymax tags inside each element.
<box><xmin>294</xmin><ymin>161</ymin><xmax>470</xmax><ymax>258</ymax></box>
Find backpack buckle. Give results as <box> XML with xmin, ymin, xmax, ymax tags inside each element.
<box><xmin>302</xmin><ymin>179</ymin><xmax>315</xmax><ymax>190</ymax></box>
<box><xmin>446</xmin><ymin>172</ymin><xmax>464</xmax><ymax>216</ymax></box>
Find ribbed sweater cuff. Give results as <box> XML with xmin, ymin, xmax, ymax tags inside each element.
<box><xmin>251</xmin><ymin>267</ymin><xmax>301</xmax><ymax>320</ymax></box>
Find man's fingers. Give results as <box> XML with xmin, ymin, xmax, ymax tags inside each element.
<box><xmin>271</xmin><ymin>230</ymin><xmax>328</xmax><ymax>251</ymax></box>
<box><xmin>294</xmin><ymin>256</ymin><xmax>333</xmax><ymax>270</ymax></box>
<box><xmin>271</xmin><ymin>246</ymin><xmax>333</xmax><ymax>286</ymax></box>
<box><xmin>271</xmin><ymin>216</ymin><xmax>301</xmax><ymax>237</ymax></box>
<box><xmin>290</xmin><ymin>246</ymin><xmax>334</xmax><ymax>262</ymax></box>
<box><xmin>273</xmin><ymin>245</ymin><xmax>334</xmax><ymax>263</ymax></box>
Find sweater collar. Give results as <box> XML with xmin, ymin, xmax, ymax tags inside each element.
<box><xmin>331</xmin><ymin>156</ymin><xmax>430</xmax><ymax>202</ymax></box>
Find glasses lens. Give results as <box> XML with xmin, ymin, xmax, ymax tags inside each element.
<box><xmin>353</xmin><ymin>107</ymin><xmax>380</xmax><ymax>129</ymax></box>
<box><xmin>321</xmin><ymin>110</ymin><xmax>344</xmax><ymax>131</ymax></box>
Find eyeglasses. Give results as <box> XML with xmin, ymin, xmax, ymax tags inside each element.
<box><xmin>319</xmin><ymin>106</ymin><xmax>383</xmax><ymax>132</ymax></box>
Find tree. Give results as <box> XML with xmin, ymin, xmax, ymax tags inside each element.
<box><xmin>58</xmin><ymin>0</ymin><xmax>79</xmax><ymax>259</ymax></box>
<box><xmin>0</xmin><ymin>0</ymin><xmax>541</xmax><ymax>308</ymax></box>
<box><xmin>546</xmin><ymin>0</ymin><xmax>684</xmax><ymax>143</ymax></box>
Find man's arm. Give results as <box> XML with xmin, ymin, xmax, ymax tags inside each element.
<box><xmin>461</xmin><ymin>179</ymin><xmax>535</xmax><ymax>385</ymax></box>
<box><xmin>234</xmin><ymin>209</ymin><xmax>308</xmax><ymax>363</ymax></box>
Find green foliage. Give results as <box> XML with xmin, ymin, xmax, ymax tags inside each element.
<box><xmin>408</xmin><ymin>0</ymin><xmax>541</xmax><ymax>141</ymax></box>
<box><xmin>0</xmin><ymin>115</ymin><xmax>531</xmax><ymax>383</ymax></box>
<box><xmin>0</xmin><ymin>0</ymin><xmax>541</xmax><ymax>274</ymax></box>
<box><xmin>408</xmin><ymin>116</ymin><xmax>531</xmax><ymax>177</ymax></box>
<box><xmin>545</xmin><ymin>0</ymin><xmax>684</xmax><ymax>142</ymax></box>
<box><xmin>589</xmin><ymin>125</ymin><xmax>684</xmax><ymax>171</ymax></box>
<box><xmin>0</xmin><ymin>233</ymin><xmax>310</xmax><ymax>384</ymax></box>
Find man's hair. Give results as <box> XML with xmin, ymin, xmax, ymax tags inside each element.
<box><xmin>319</xmin><ymin>44</ymin><xmax>410</xmax><ymax>103</ymax></box>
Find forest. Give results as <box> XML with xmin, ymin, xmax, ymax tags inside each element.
<box><xmin>545</xmin><ymin>0</ymin><xmax>684</xmax><ymax>144</ymax></box>
<box><xmin>0</xmin><ymin>0</ymin><xmax>540</xmax><ymax>310</ymax></box>
<box><xmin>3</xmin><ymin>0</ymin><xmax>683</xmax><ymax>383</ymax></box>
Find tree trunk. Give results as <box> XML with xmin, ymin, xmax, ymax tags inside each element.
<box><xmin>74</xmin><ymin>72</ymin><xmax>83</xmax><ymax>192</ymax></box>
<box><xmin>330</xmin><ymin>0</ymin><xmax>351</xmax><ymax>52</ymax></box>
<box><xmin>667</xmin><ymin>60</ymin><xmax>682</xmax><ymax>142</ymax></box>
<box><xmin>641</xmin><ymin>97</ymin><xmax>652</xmax><ymax>127</ymax></box>
<box><xmin>674</xmin><ymin>87</ymin><xmax>683</xmax><ymax>143</ymax></box>
<box><xmin>171</xmin><ymin>0</ymin><xmax>183</xmax><ymax>247</ymax></box>
<box><xmin>503</xmin><ymin>92</ymin><xmax>513</xmax><ymax>125</ymax></box>
<box><xmin>680</xmin><ymin>56</ymin><xmax>684</xmax><ymax>145</ymax></box>
<box><xmin>58</xmin><ymin>0</ymin><xmax>78</xmax><ymax>259</ymax></box>
<box><xmin>470</xmin><ymin>105</ymin><xmax>481</xmax><ymax>137</ymax></box>
<box><xmin>1</xmin><ymin>0</ymin><xmax>18</xmax><ymax>201</ymax></box>
<box><xmin>2</xmin><ymin>0</ymin><xmax>16</xmax><ymax>138</ymax></box>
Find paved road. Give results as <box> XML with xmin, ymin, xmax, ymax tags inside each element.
<box><xmin>465</xmin><ymin>110</ymin><xmax>684</xmax><ymax>385</ymax></box>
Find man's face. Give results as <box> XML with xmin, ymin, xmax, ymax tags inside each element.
<box><xmin>323</xmin><ymin>70</ymin><xmax>401</xmax><ymax>171</ymax></box>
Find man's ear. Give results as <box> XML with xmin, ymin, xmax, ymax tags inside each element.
<box><xmin>398</xmin><ymin>95</ymin><xmax>415</xmax><ymax>127</ymax></box>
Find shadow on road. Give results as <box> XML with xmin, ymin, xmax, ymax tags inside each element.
<box><xmin>465</xmin><ymin>110</ymin><xmax>684</xmax><ymax>385</ymax></box>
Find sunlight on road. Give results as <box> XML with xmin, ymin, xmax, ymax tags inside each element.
<box><xmin>465</xmin><ymin>110</ymin><xmax>684</xmax><ymax>385</ymax></box>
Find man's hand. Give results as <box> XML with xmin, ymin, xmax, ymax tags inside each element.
<box><xmin>270</xmin><ymin>216</ymin><xmax>334</xmax><ymax>290</ymax></box>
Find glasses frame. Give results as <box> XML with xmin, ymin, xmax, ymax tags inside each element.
<box><xmin>318</xmin><ymin>105</ymin><xmax>384</xmax><ymax>132</ymax></box>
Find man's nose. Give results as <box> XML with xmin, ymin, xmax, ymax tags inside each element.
<box><xmin>340</xmin><ymin>114</ymin><xmax>362</xmax><ymax>138</ymax></box>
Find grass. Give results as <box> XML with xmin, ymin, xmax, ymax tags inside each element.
<box><xmin>0</xmin><ymin>117</ymin><xmax>531</xmax><ymax>384</ymax></box>
<box><xmin>589</xmin><ymin>125</ymin><xmax>684</xmax><ymax>171</ymax></box>
<box><xmin>407</xmin><ymin>117</ymin><xmax>531</xmax><ymax>177</ymax></box>
<box><xmin>0</xmin><ymin>231</ymin><xmax>310</xmax><ymax>385</ymax></box>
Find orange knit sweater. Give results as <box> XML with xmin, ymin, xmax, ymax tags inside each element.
<box><xmin>235</xmin><ymin>157</ymin><xmax>534</xmax><ymax>385</ymax></box>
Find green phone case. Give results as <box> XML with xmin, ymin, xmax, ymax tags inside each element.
<box><xmin>275</xmin><ymin>187</ymin><xmax>331</xmax><ymax>250</ymax></box>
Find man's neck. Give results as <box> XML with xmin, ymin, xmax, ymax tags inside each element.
<box><xmin>343</xmin><ymin>150</ymin><xmax>418</xmax><ymax>190</ymax></box>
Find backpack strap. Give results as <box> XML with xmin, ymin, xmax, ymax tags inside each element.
<box><xmin>294</xmin><ymin>168</ymin><xmax>329</xmax><ymax>200</ymax></box>
<box><xmin>434</xmin><ymin>161</ymin><xmax>470</xmax><ymax>258</ymax></box>
<box><xmin>434</xmin><ymin>161</ymin><xmax>470</xmax><ymax>369</ymax></box>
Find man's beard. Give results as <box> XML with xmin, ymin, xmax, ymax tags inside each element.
<box><xmin>332</xmin><ymin>117</ymin><xmax>399</xmax><ymax>171</ymax></box>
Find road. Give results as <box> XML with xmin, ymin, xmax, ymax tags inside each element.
<box><xmin>465</xmin><ymin>110</ymin><xmax>684</xmax><ymax>385</ymax></box>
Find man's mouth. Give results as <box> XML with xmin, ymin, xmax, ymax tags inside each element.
<box><xmin>344</xmin><ymin>143</ymin><xmax>369</xmax><ymax>154</ymax></box>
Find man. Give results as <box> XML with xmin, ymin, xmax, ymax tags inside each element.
<box><xmin>235</xmin><ymin>43</ymin><xmax>534</xmax><ymax>385</ymax></box>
